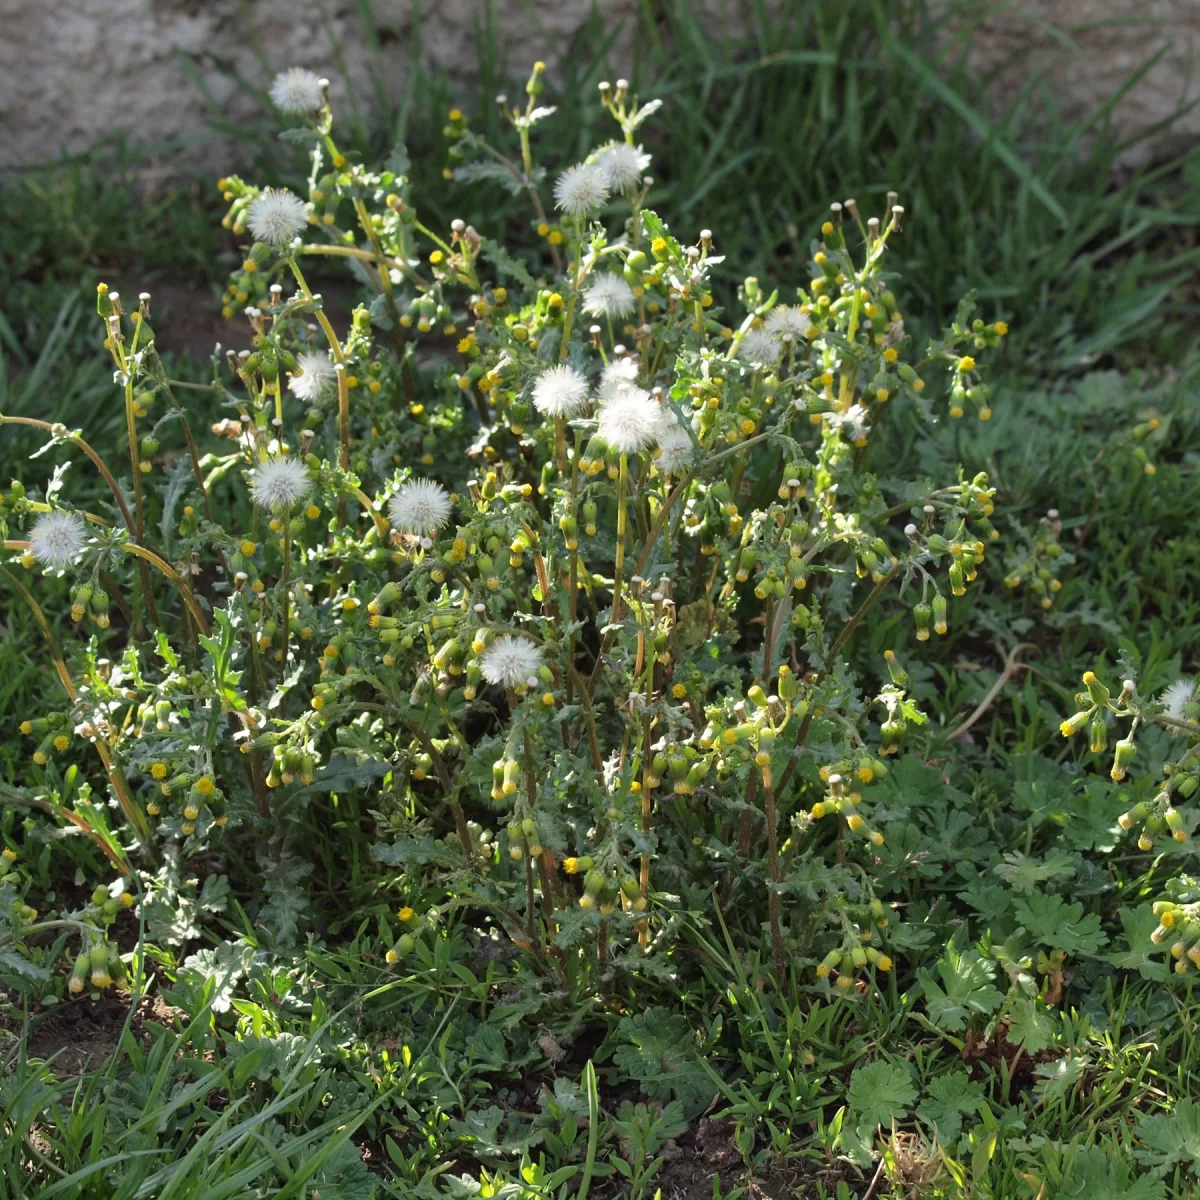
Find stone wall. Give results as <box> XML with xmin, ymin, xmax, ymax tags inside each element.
<box><xmin>1</xmin><ymin>0</ymin><xmax>1197</xmax><ymax>170</ymax></box>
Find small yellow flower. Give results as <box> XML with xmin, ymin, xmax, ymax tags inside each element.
<box><xmin>448</xmin><ymin>107</ymin><xmax>462</xmax><ymax>121</ymax></box>
<box><xmin>958</xmin><ymin>356</ymin><xmax>976</xmax><ymax>372</ymax></box>
<box><xmin>536</xmin><ymin>222</ymin><xmax>550</xmax><ymax>237</ymax></box>
<box><xmin>994</xmin><ymin>321</ymin><xmax>1008</xmax><ymax>335</ymax></box>
<box><xmin>548</xmin><ymin>230</ymin><xmax>563</xmax><ymax>246</ymax></box>
<box><xmin>398</xmin><ymin>906</ymin><xmax>415</xmax><ymax>922</ymax></box>
<box><xmin>53</xmin><ymin>734</ymin><xmax>69</xmax><ymax>752</ymax></box>
<box><xmin>240</xmin><ymin>540</ymin><xmax>256</xmax><ymax>556</ymax></box>
<box><xmin>196</xmin><ymin>777</ymin><xmax>215</xmax><ymax>795</ymax></box>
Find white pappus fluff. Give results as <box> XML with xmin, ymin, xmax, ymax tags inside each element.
<box><xmin>597</xmin><ymin>356</ymin><xmax>641</xmax><ymax>404</ymax></box>
<box><xmin>269</xmin><ymin>68</ymin><xmax>325</xmax><ymax>115</ymax></box>
<box><xmin>738</xmin><ymin>329</ymin><xmax>780</xmax><ymax>365</ymax></box>
<box><xmin>28</xmin><ymin>511</ymin><xmax>88</xmax><ymax>569</ymax></box>
<box><xmin>389</xmin><ymin>479</ymin><xmax>452</xmax><ymax>537</ymax></box>
<box><xmin>480</xmin><ymin>635</ymin><xmax>544</xmax><ymax>688</ymax></box>
<box><xmin>765</xmin><ymin>305</ymin><xmax>812</xmax><ymax>343</ymax></box>
<box><xmin>595</xmin><ymin>142</ymin><xmax>651</xmax><ymax>191</ymax></box>
<box><xmin>655</xmin><ymin>421</ymin><xmax>695</xmax><ymax>474</ymax></box>
<box><xmin>288</xmin><ymin>351</ymin><xmax>337</xmax><ymax>402</ymax></box>
<box><xmin>1161</xmin><ymin>678</ymin><xmax>1197</xmax><ymax>725</ymax></box>
<box><xmin>249</xmin><ymin>456</ymin><xmax>314</xmax><ymax>511</ymax></box>
<box><xmin>248</xmin><ymin>188</ymin><xmax>309</xmax><ymax>249</ymax></box>
<box><xmin>582</xmin><ymin>274</ymin><xmax>636</xmax><ymax>320</ymax></box>
<box><xmin>597</xmin><ymin>387</ymin><xmax>662</xmax><ymax>455</ymax></box>
<box><xmin>554</xmin><ymin>163</ymin><xmax>608</xmax><ymax>219</ymax></box>
<box><xmin>532</xmin><ymin>364</ymin><xmax>590</xmax><ymax>418</ymax></box>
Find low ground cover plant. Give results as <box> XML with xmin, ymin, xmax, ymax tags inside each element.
<box><xmin>1</xmin><ymin>59</ymin><xmax>1197</xmax><ymax>1200</ymax></box>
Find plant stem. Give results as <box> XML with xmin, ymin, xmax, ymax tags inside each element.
<box><xmin>611</xmin><ymin>454</ymin><xmax>628</xmax><ymax>626</ymax></box>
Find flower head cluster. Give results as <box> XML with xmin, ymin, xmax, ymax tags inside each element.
<box><xmin>249</xmin><ymin>456</ymin><xmax>313</xmax><ymax>511</ymax></box>
<box><xmin>389</xmin><ymin>479</ymin><xmax>452</xmax><ymax>538</ymax></box>
<box><xmin>248</xmin><ymin>188</ymin><xmax>308</xmax><ymax>249</ymax></box>
<box><xmin>595</xmin><ymin>142</ymin><xmax>651</xmax><ymax>191</ymax></box>
<box><xmin>582</xmin><ymin>274</ymin><xmax>636</xmax><ymax>320</ymax></box>
<box><xmin>480</xmin><ymin>635</ymin><xmax>544</xmax><ymax>688</ymax></box>
<box><xmin>269</xmin><ymin>68</ymin><xmax>325</xmax><ymax>115</ymax></box>
<box><xmin>554</xmin><ymin>163</ymin><xmax>608</xmax><ymax>219</ymax></box>
<box><xmin>289</xmin><ymin>352</ymin><xmax>337</xmax><ymax>402</ymax></box>
<box><xmin>28</xmin><ymin>511</ymin><xmax>87</xmax><ymax>569</ymax></box>
<box><xmin>532</xmin><ymin>364</ymin><xmax>589</xmax><ymax>418</ymax></box>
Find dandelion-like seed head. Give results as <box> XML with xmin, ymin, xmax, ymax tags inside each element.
<box><xmin>833</xmin><ymin>404</ymin><xmax>870</xmax><ymax>443</ymax></box>
<box><xmin>554</xmin><ymin>163</ymin><xmax>608</xmax><ymax>219</ymax></box>
<box><xmin>738</xmin><ymin>329</ymin><xmax>779</xmax><ymax>365</ymax></box>
<box><xmin>655</xmin><ymin>422</ymin><xmax>695</xmax><ymax>474</ymax></box>
<box><xmin>269</xmin><ymin>68</ymin><xmax>325</xmax><ymax>115</ymax></box>
<box><xmin>597</xmin><ymin>356</ymin><xmax>641</xmax><ymax>405</ymax></box>
<box><xmin>249</xmin><ymin>456</ymin><xmax>314</xmax><ymax>511</ymax></box>
<box><xmin>532</xmin><ymin>364</ymin><xmax>590</xmax><ymax>418</ymax></box>
<box><xmin>1162</xmin><ymin>678</ymin><xmax>1196</xmax><ymax>724</ymax></box>
<box><xmin>248</xmin><ymin>188</ymin><xmax>308</xmax><ymax>249</ymax></box>
<box><xmin>288</xmin><ymin>351</ymin><xmax>337</xmax><ymax>402</ymax></box>
<box><xmin>389</xmin><ymin>479</ymin><xmax>452</xmax><ymax>537</ymax></box>
<box><xmin>582</xmin><ymin>274</ymin><xmax>636</xmax><ymax>320</ymax></box>
<box><xmin>597</xmin><ymin>387</ymin><xmax>662</xmax><ymax>455</ymax></box>
<box><xmin>765</xmin><ymin>305</ymin><xmax>812</xmax><ymax>343</ymax></box>
<box><xmin>480</xmin><ymin>635</ymin><xmax>544</xmax><ymax>688</ymax></box>
<box><xmin>595</xmin><ymin>142</ymin><xmax>651</xmax><ymax>191</ymax></box>
<box><xmin>28</xmin><ymin>511</ymin><xmax>87</xmax><ymax>570</ymax></box>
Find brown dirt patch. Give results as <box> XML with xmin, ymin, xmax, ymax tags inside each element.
<box><xmin>16</xmin><ymin>992</ymin><xmax>183</xmax><ymax>1078</ymax></box>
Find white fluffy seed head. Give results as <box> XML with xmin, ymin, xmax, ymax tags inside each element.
<box><xmin>249</xmin><ymin>456</ymin><xmax>313</xmax><ymax>511</ymax></box>
<box><xmin>738</xmin><ymin>329</ymin><xmax>779</xmax><ymax>365</ymax></box>
<box><xmin>532</xmin><ymin>364</ymin><xmax>590</xmax><ymax>418</ymax></box>
<box><xmin>248</xmin><ymin>188</ymin><xmax>308</xmax><ymax>249</ymax></box>
<box><xmin>554</xmin><ymin>163</ymin><xmax>608</xmax><ymax>218</ymax></box>
<box><xmin>597</xmin><ymin>387</ymin><xmax>662</xmax><ymax>455</ymax></box>
<box><xmin>389</xmin><ymin>479</ymin><xmax>452</xmax><ymax>537</ymax></box>
<box><xmin>582</xmin><ymin>274</ymin><xmax>636</xmax><ymax>320</ymax></box>
<box><xmin>765</xmin><ymin>305</ymin><xmax>812</xmax><ymax>342</ymax></box>
<box><xmin>480</xmin><ymin>635</ymin><xmax>544</xmax><ymax>688</ymax></box>
<box><xmin>595</xmin><ymin>142</ymin><xmax>652</xmax><ymax>191</ymax></box>
<box><xmin>655</xmin><ymin>422</ymin><xmax>695</xmax><ymax>474</ymax></box>
<box><xmin>28</xmin><ymin>511</ymin><xmax>87</xmax><ymax>569</ymax></box>
<box><xmin>269</xmin><ymin>68</ymin><xmax>325</xmax><ymax>115</ymax></box>
<box><xmin>288</xmin><ymin>351</ymin><xmax>337</xmax><ymax>402</ymax></box>
<box><xmin>1162</xmin><ymin>678</ymin><xmax>1196</xmax><ymax>723</ymax></box>
<box><xmin>597</xmin><ymin>356</ymin><xmax>641</xmax><ymax>405</ymax></box>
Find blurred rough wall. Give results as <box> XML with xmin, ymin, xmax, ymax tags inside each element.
<box><xmin>0</xmin><ymin>0</ymin><xmax>1196</xmax><ymax>169</ymax></box>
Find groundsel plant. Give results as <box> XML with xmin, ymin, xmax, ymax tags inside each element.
<box><xmin>1060</xmin><ymin>664</ymin><xmax>1200</xmax><ymax>975</ymax></box>
<box><xmin>1</xmin><ymin>63</ymin><xmax>1009</xmax><ymax>996</ymax></box>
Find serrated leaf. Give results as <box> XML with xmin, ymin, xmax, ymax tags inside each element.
<box><xmin>1106</xmin><ymin>906</ymin><xmax>1168</xmax><ymax>981</ymax></box>
<box><xmin>918</xmin><ymin>944</ymin><xmax>1004</xmax><ymax>1031</ymax></box>
<box><xmin>611</xmin><ymin>1008</ymin><xmax>712</xmax><ymax>1118</ymax></box>
<box><xmin>1013</xmin><ymin>893</ymin><xmax>1106</xmax><ymax>954</ymax></box>
<box><xmin>0</xmin><ymin>947</ymin><xmax>50</xmax><ymax>981</ymax></box>
<box><xmin>847</xmin><ymin>1061</ymin><xmax>916</xmax><ymax>1131</ymax></box>
<box><xmin>1059</xmin><ymin>1145</ymin><xmax>1166</xmax><ymax>1199</ymax></box>
<box><xmin>917</xmin><ymin>1071</ymin><xmax>984</xmax><ymax>1141</ymax></box>
<box><xmin>1007</xmin><ymin>996</ymin><xmax>1056</xmax><ymax>1054</ymax></box>
<box><xmin>993</xmin><ymin>851</ymin><xmax>1077</xmax><ymax>894</ymax></box>
<box><xmin>1135</xmin><ymin>1099</ymin><xmax>1200</xmax><ymax>1177</ymax></box>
